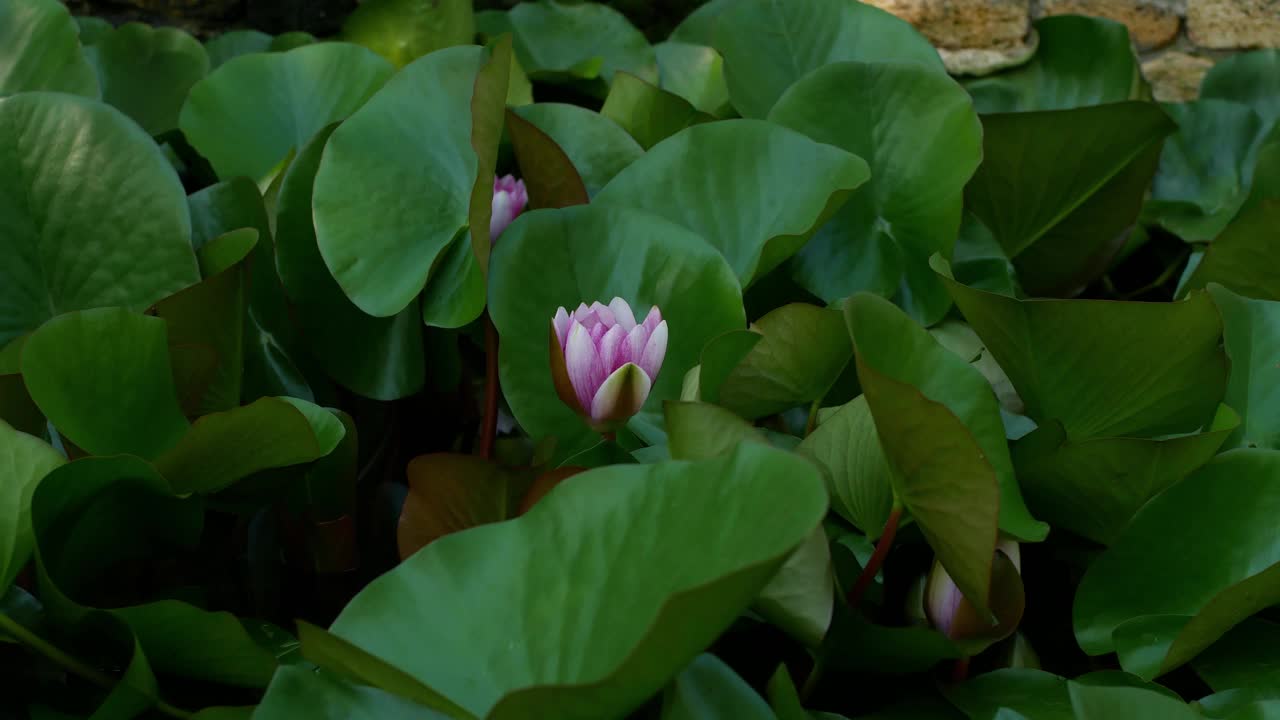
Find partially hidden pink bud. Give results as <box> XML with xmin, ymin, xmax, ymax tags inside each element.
<box><xmin>489</xmin><ymin>174</ymin><xmax>528</xmax><ymax>243</ymax></box>
<box><xmin>550</xmin><ymin>298</ymin><xmax>668</xmax><ymax>433</ymax></box>
<box><xmin>926</xmin><ymin>539</ymin><xmax>1021</xmax><ymax>641</ymax></box>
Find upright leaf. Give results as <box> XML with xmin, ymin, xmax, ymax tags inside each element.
<box><xmin>796</xmin><ymin>396</ymin><xmax>895</xmax><ymax>537</ymax></box>
<box><xmin>0</xmin><ymin>420</ymin><xmax>63</xmax><ymax>591</ymax></box>
<box><xmin>600</xmin><ymin>71</ymin><xmax>712</xmax><ymax>150</ymax></box>
<box><xmin>1208</xmin><ymin>285</ymin><xmax>1280</xmax><ymax>450</ymax></box>
<box><xmin>661</xmin><ymin>655</ymin><xmax>776</xmax><ymax>720</ymax></box>
<box><xmin>343</xmin><ymin>0</ymin><xmax>475</xmax><ymax>68</ymax></box>
<box><xmin>768</xmin><ymin>61</ymin><xmax>981</xmax><ymax>324</ymax></box>
<box><xmin>511</xmin><ymin>103</ymin><xmax>643</xmax><ymax>197</ymax></box>
<box><xmin>502</xmin><ymin>0</ymin><xmax>657</xmax><ymax>87</ymax></box>
<box><xmin>1200</xmin><ymin>49</ymin><xmax>1280</xmax><ymax>124</ymax></box>
<box><xmin>84</xmin><ymin>22</ymin><xmax>209</xmax><ymax>135</ymax></box>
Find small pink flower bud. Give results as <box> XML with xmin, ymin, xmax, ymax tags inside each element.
<box><xmin>926</xmin><ymin>539</ymin><xmax>1021</xmax><ymax>641</ymax></box>
<box><xmin>549</xmin><ymin>298</ymin><xmax>668</xmax><ymax>433</ymax></box>
<box><xmin>489</xmin><ymin>174</ymin><xmax>528</xmax><ymax>242</ymax></box>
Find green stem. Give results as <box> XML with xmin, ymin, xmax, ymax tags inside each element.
<box><xmin>0</xmin><ymin>612</ymin><xmax>193</xmax><ymax>719</ymax></box>
<box><xmin>479</xmin><ymin>313</ymin><xmax>500</xmax><ymax>460</ymax></box>
<box><xmin>847</xmin><ymin>501</ymin><xmax>904</xmax><ymax>608</ymax></box>
<box><xmin>799</xmin><ymin>652</ymin><xmax>827</xmax><ymax>703</ymax></box>
<box><xmin>804</xmin><ymin>398</ymin><xmax>822</xmax><ymax>437</ymax></box>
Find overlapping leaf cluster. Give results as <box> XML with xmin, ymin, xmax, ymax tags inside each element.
<box><xmin>1</xmin><ymin>0</ymin><xmax>1279</xmax><ymax>718</ymax></box>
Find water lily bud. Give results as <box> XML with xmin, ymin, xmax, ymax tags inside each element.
<box><xmin>926</xmin><ymin>539</ymin><xmax>1021</xmax><ymax>641</ymax></box>
<box><xmin>489</xmin><ymin>174</ymin><xmax>528</xmax><ymax>242</ymax></box>
<box><xmin>550</xmin><ymin>298</ymin><xmax>668</xmax><ymax>433</ymax></box>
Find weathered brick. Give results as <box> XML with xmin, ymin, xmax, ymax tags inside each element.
<box><xmin>1187</xmin><ymin>0</ymin><xmax>1280</xmax><ymax>48</ymax></box>
<box><xmin>1142</xmin><ymin>50</ymin><xmax>1216</xmax><ymax>101</ymax></box>
<box><xmin>1037</xmin><ymin>0</ymin><xmax>1183</xmax><ymax>49</ymax></box>
<box><xmin>939</xmin><ymin>40</ymin><xmax>1038</xmax><ymax>75</ymax></box>
<box><xmin>864</xmin><ymin>0</ymin><xmax>1031</xmax><ymax>48</ymax></box>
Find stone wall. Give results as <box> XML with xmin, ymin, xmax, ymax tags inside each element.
<box><xmin>864</xmin><ymin>0</ymin><xmax>1280</xmax><ymax>101</ymax></box>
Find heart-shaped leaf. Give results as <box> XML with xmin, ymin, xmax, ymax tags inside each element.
<box><xmin>1200</xmin><ymin>49</ymin><xmax>1280</xmax><ymax>124</ymax></box>
<box><xmin>964</xmin><ymin>102</ymin><xmax>1175</xmax><ymax>295</ymax></box>
<box><xmin>313</xmin><ymin>45</ymin><xmax>504</xmax><ymax>317</ymax></box>
<box><xmin>1012</xmin><ymin>405</ymin><xmax>1239</xmax><ymax>545</ymax></box>
<box><xmin>489</xmin><ymin>204</ymin><xmax>745</xmax><ymax>458</ymax></box>
<box><xmin>180</xmin><ymin>42</ymin><xmax>393</xmax><ymax>183</ymax></box>
<box><xmin>661</xmin><ymin>655</ymin><xmax>776</xmax><ymax>720</ymax></box>
<box><xmin>275</xmin><ymin>123</ymin><xmax>425</xmax><ymax>399</ymax></box>
<box><xmin>595</xmin><ymin>119</ymin><xmax>869</xmax><ymax>285</ymax></box>
<box><xmin>0</xmin><ymin>92</ymin><xmax>199</xmax><ymax>347</ymax></box>
<box><xmin>664</xmin><ymin>401</ymin><xmax>767</xmax><ymax>461</ymax></box>
<box><xmin>796</xmin><ymin>395</ymin><xmax>895</xmax><ymax>537</ymax></box>
<box><xmin>318</xmin><ymin>443</ymin><xmax>826</xmax><ymax>718</ymax></box>
<box><xmin>342</xmin><ymin>0</ymin><xmax>474</xmax><ymax>68</ymax></box>
<box><xmin>654</xmin><ymin>42</ymin><xmax>731</xmax><ymax>117</ymax></box>
<box><xmin>707</xmin><ymin>303</ymin><xmax>852</xmax><ymax>420</ymax></box>
<box><xmin>505</xmin><ymin>108</ymin><xmax>590</xmax><ymax>210</ymax></box>
<box><xmin>84</xmin><ymin>22</ymin><xmax>209</xmax><ymax>135</ymax></box>
<box><xmin>0</xmin><ymin>0</ymin><xmax>97</xmax><ymax>97</ymax></box>
<box><xmin>21</xmin><ymin>308</ymin><xmax>189</xmax><ymax>460</ymax></box>
<box><xmin>1075</xmin><ymin>449</ymin><xmax>1280</xmax><ymax>679</ymax></box>
<box><xmin>1183</xmin><ymin>199</ymin><xmax>1280</xmax><ymax>301</ymax></box>
<box><xmin>205</xmin><ymin>30</ymin><xmax>272</xmax><ymax>69</ymax></box>
<box><xmin>965</xmin><ymin>16</ymin><xmax>1143</xmax><ymax>113</ymax></box>
<box><xmin>938</xmin><ymin>264</ymin><xmax>1228</xmax><ymax>440</ymax></box>
<box><xmin>712</xmin><ymin>0</ymin><xmax>943</xmax><ymax>119</ymax></box>
<box><xmin>1209</xmin><ymin>284</ymin><xmax>1280</xmax><ymax>450</ymax></box>
<box><xmin>500</xmin><ymin>0</ymin><xmax>657</xmax><ymax>87</ymax></box>
<box><xmin>0</xmin><ymin>420</ymin><xmax>63</xmax><ymax>591</ymax></box>
<box><xmin>600</xmin><ymin>71</ymin><xmax>712</xmax><ymax>150</ymax></box>
<box><xmin>396</xmin><ymin>454</ymin><xmax>530</xmax><ymax>560</ymax></box>
<box><xmin>848</xmin><ymin>293</ymin><xmax>1047</xmax><ymax>546</ymax></box>
<box><xmin>768</xmin><ymin>61</ymin><xmax>981</xmax><ymax>324</ymax></box>
<box><xmin>511</xmin><ymin>103</ymin><xmax>643</xmax><ymax>197</ymax></box>
<box><xmin>154</xmin><ymin>396</ymin><xmax>345</xmax><ymax>495</ymax></box>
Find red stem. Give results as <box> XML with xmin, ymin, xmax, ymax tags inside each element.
<box><xmin>952</xmin><ymin>656</ymin><xmax>971</xmax><ymax>683</ymax></box>
<box><xmin>479</xmin><ymin>314</ymin><xmax>500</xmax><ymax>460</ymax></box>
<box><xmin>847</xmin><ymin>504</ymin><xmax>903</xmax><ymax>608</ymax></box>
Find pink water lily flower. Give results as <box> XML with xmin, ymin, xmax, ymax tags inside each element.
<box><xmin>550</xmin><ymin>298</ymin><xmax>668</xmax><ymax>433</ymax></box>
<box><xmin>489</xmin><ymin>174</ymin><xmax>528</xmax><ymax>242</ymax></box>
<box><xmin>926</xmin><ymin>539</ymin><xmax>1021</xmax><ymax>640</ymax></box>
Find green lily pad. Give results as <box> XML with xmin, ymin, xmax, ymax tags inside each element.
<box><xmin>669</xmin><ymin>0</ymin><xmax>735</xmax><ymax>46</ymax></box>
<box><xmin>313</xmin><ymin>45</ymin><xmax>504</xmax><ymax>317</ymax></box>
<box><xmin>1146</xmin><ymin>100</ymin><xmax>1269</xmax><ymax>242</ymax></box>
<box><xmin>1210</xmin><ymin>285</ymin><xmax>1280</xmax><ymax>450</ymax></box>
<box><xmin>965</xmin><ymin>16</ymin><xmax>1143</xmax><ymax>113</ymax></box>
<box><xmin>796</xmin><ymin>395</ymin><xmax>894</xmax><ymax>538</ymax></box>
<box><xmin>505</xmin><ymin>108</ymin><xmax>590</xmax><ymax>209</ymax></box>
<box><xmin>1012</xmin><ymin>405</ymin><xmax>1239</xmax><ymax>545</ymax></box>
<box><xmin>1075</xmin><ymin>449</ymin><xmax>1280</xmax><ymax>679</ymax></box>
<box><xmin>707</xmin><ymin>303</ymin><xmax>852</xmax><ymax>420</ymax></box>
<box><xmin>964</xmin><ymin>102</ymin><xmax>1175</xmax><ymax>296</ymax></box>
<box><xmin>938</xmin><ymin>264</ymin><xmax>1228</xmax><ymax>440</ymax></box>
<box><xmin>489</xmin><ymin>204</ymin><xmax>745</xmax><ymax>457</ymax></box>
<box><xmin>275</xmin><ymin>124</ymin><xmax>425</xmax><ymax>400</ymax></box>
<box><xmin>945</xmin><ymin>668</ymin><xmax>1195</xmax><ymax>720</ymax></box>
<box><xmin>256</xmin><ymin>665</ymin><xmax>447</xmax><ymax>719</ymax></box>
<box><xmin>661</xmin><ymin>654</ymin><xmax>776</xmax><ymax>720</ymax></box>
<box><xmin>83</xmin><ymin>22</ymin><xmax>209</xmax><ymax>135</ymax></box>
<box><xmin>1200</xmin><ymin>49</ymin><xmax>1280</xmax><ymax>125</ymax></box>
<box><xmin>768</xmin><ymin>61</ymin><xmax>981</xmax><ymax>325</ymax></box>
<box><xmin>1194</xmin><ymin>618</ymin><xmax>1280</xmax><ymax>693</ymax></box>
<box><xmin>1183</xmin><ymin>199</ymin><xmax>1280</xmax><ymax>301</ymax></box>
<box><xmin>343</xmin><ymin>0</ymin><xmax>474</xmax><ymax>68</ymax></box>
<box><xmin>74</xmin><ymin>15</ymin><xmax>113</xmax><ymax>45</ymax></box>
<box><xmin>711</xmin><ymin>0</ymin><xmax>943</xmax><ymax>119</ymax></box>
<box><xmin>21</xmin><ymin>308</ymin><xmax>189</xmax><ymax>460</ymax></box>
<box><xmin>511</xmin><ymin>104</ymin><xmax>642</xmax><ymax>197</ymax></box>
<box><xmin>600</xmin><ymin>71</ymin><xmax>712</xmax><ymax>150</ymax></box>
<box><xmin>848</xmin><ymin>293</ymin><xmax>1047</xmax><ymax>548</ymax></box>
<box><xmin>180</xmin><ymin>42</ymin><xmax>394</xmax><ymax>183</ymax></box>
<box><xmin>154</xmin><ymin>396</ymin><xmax>345</xmax><ymax>495</ymax></box>
<box><xmin>320</xmin><ymin>444</ymin><xmax>826</xmax><ymax>718</ymax></box>
<box><xmin>0</xmin><ymin>420</ymin><xmax>63</xmax><ymax>591</ymax></box>
<box><xmin>0</xmin><ymin>92</ymin><xmax>199</xmax><ymax>347</ymax></box>
<box><xmin>204</xmin><ymin>30</ymin><xmax>273</xmax><ymax>69</ymax></box>
<box><xmin>501</xmin><ymin>0</ymin><xmax>657</xmax><ymax>87</ymax></box>
<box><xmin>664</xmin><ymin>401</ymin><xmax>767</xmax><ymax>461</ymax></box>
<box><xmin>0</xmin><ymin>0</ymin><xmax>97</xmax><ymax>97</ymax></box>
<box><xmin>654</xmin><ymin>42</ymin><xmax>731</xmax><ymax>116</ymax></box>
<box><xmin>596</xmin><ymin>119</ymin><xmax>869</xmax><ymax>285</ymax></box>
